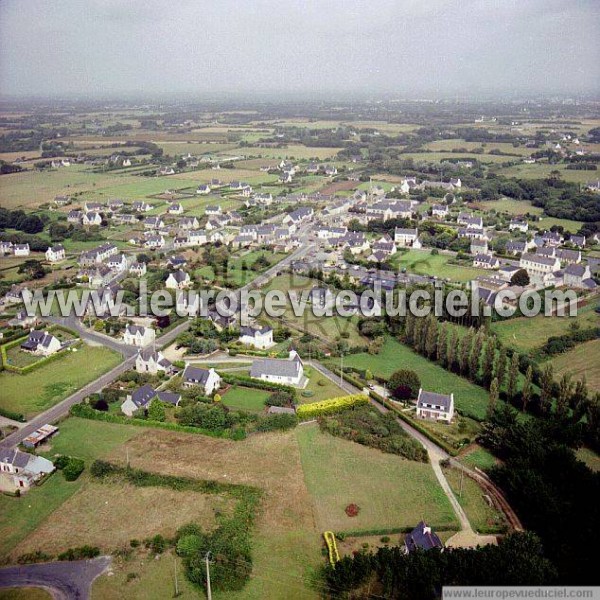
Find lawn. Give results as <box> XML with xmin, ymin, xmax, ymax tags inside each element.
<box><xmin>0</xmin><ymin>344</ymin><xmax>122</xmax><ymax>419</ymax></box>
<box><xmin>547</xmin><ymin>339</ymin><xmax>600</xmax><ymax>392</ymax></box>
<box><xmin>0</xmin><ymin>418</ymin><xmax>142</xmax><ymax>558</ymax></box>
<box><xmin>0</xmin><ymin>589</ymin><xmax>51</xmax><ymax>600</ymax></box>
<box><xmin>442</xmin><ymin>466</ymin><xmax>507</xmax><ymax>534</ymax></box>
<box><xmin>337</xmin><ymin>337</ymin><xmax>491</xmax><ymax>420</ymax></box>
<box><xmin>390</xmin><ymin>249</ymin><xmax>483</xmax><ymax>282</ymax></box>
<box><xmin>297</xmin><ymin>424</ymin><xmax>458</xmax><ymax>533</ymax></box>
<box><xmin>492</xmin><ymin>303</ymin><xmax>599</xmax><ymax>353</ymax></box>
<box><xmin>221</xmin><ymin>385</ymin><xmax>270</xmax><ymax>412</ymax></box>
<box><xmin>458</xmin><ymin>446</ymin><xmax>498</xmax><ymax>472</ymax></box>
<box><xmin>301</xmin><ymin>367</ymin><xmax>347</xmax><ymax>403</ymax></box>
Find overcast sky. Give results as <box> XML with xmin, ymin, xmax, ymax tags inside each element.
<box><xmin>1</xmin><ymin>0</ymin><xmax>598</xmax><ymax>99</ymax></box>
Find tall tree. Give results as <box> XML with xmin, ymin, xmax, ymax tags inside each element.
<box><xmin>424</xmin><ymin>315</ymin><xmax>438</xmax><ymax>359</ymax></box>
<box><xmin>468</xmin><ymin>330</ymin><xmax>484</xmax><ymax>381</ymax></box>
<box><xmin>487</xmin><ymin>377</ymin><xmax>499</xmax><ymax>418</ymax></box>
<box><xmin>522</xmin><ymin>365</ymin><xmax>533</xmax><ymax>413</ymax></box>
<box><xmin>495</xmin><ymin>347</ymin><xmax>508</xmax><ymax>392</ymax></box>
<box><xmin>403</xmin><ymin>312</ymin><xmax>415</xmax><ymax>346</ymax></box>
<box><xmin>482</xmin><ymin>336</ymin><xmax>497</xmax><ymax>389</ymax></box>
<box><xmin>459</xmin><ymin>329</ymin><xmax>474</xmax><ymax>375</ymax></box>
<box><xmin>556</xmin><ymin>372</ymin><xmax>574</xmax><ymax>417</ymax></box>
<box><xmin>447</xmin><ymin>328</ymin><xmax>459</xmax><ymax>372</ymax></box>
<box><xmin>572</xmin><ymin>376</ymin><xmax>588</xmax><ymax>421</ymax></box>
<box><xmin>539</xmin><ymin>364</ymin><xmax>554</xmax><ymax>415</ymax></box>
<box><xmin>506</xmin><ymin>352</ymin><xmax>520</xmax><ymax>401</ymax></box>
<box><xmin>437</xmin><ymin>323</ymin><xmax>448</xmax><ymax>366</ymax></box>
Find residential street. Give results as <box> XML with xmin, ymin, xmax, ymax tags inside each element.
<box><xmin>0</xmin><ymin>556</ymin><xmax>111</xmax><ymax>600</ymax></box>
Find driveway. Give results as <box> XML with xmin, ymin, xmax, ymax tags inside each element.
<box><xmin>0</xmin><ymin>557</ymin><xmax>111</xmax><ymax>600</ymax></box>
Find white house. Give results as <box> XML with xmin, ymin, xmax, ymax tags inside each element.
<box><xmin>129</xmin><ymin>262</ymin><xmax>147</xmax><ymax>277</ymax></box>
<box><xmin>520</xmin><ymin>253</ymin><xmax>560</xmax><ymax>286</ymax></box>
<box><xmin>394</xmin><ymin>228</ymin><xmax>421</xmax><ymax>248</ymax></box>
<box><xmin>182</xmin><ymin>366</ymin><xmax>221</xmax><ymax>395</ymax></box>
<box><xmin>563</xmin><ymin>264</ymin><xmax>596</xmax><ymax>290</ymax></box>
<box><xmin>165</xmin><ymin>270</ymin><xmax>191</xmax><ymax>290</ymax></box>
<box><xmin>416</xmin><ymin>389</ymin><xmax>454</xmax><ymax>422</ymax></box>
<box><xmin>45</xmin><ymin>244</ymin><xmax>66</xmax><ymax>262</ymax></box>
<box><xmin>509</xmin><ymin>219</ymin><xmax>529</xmax><ymax>233</ymax></box>
<box><xmin>0</xmin><ymin>449</ymin><xmax>55</xmax><ymax>492</ymax></box>
<box><xmin>135</xmin><ymin>348</ymin><xmax>174</xmax><ymax>375</ymax></box>
<box><xmin>196</xmin><ymin>184</ymin><xmax>211</xmax><ymax>195</ymax></box>
<box><xmin>473</xmin><ymin>254</ymin><xmax>499</xmax><ymax>269</ymax></box>
<box><xmin>250</xmin><ymin>350</ymin><xmax>304</xmax><ymax>386</ymax></box>
<box><xmin>239</xmin><ymin>325</ymin><xmax>274</xmax><ymax>350</ymax></box>
<box><xmin>431</xmin><ymin>204</ymin><xmax>449</xmax><ymax>219</ymax></box>
<box><xmin>82</xmin><ymin>212</ymin><xmax>102</xmax><ymax>226</ymax></box>
<box><xmin>20</xmin><ymin>330</ymin><xmax>61</xmax><ymax>356</ymax></box>
<box><xmin>121</xmin><ymin>384</ymin><xmax>181</xmax><ymax>417</ymax></box>
<box><xmin>14</xmin><ymin>244</ymin><xmax>30</xmax><ymax>257</ymax></box>
<box><xmin>123</xmin><ymin>324</ymin><xmax>155</xmax><ymax>347</ymax></box>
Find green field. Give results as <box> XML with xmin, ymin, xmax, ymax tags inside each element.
<box><xmin>547</xmin><ymin>339</ymin><xmax>600</xmax><ymax>392</ymax></box>
<box><xmin>296</xmin><ymin>424</ymin><xmax>458</xmax><ymax>533</ymax></box>
<box><xmin>496</xmin><ymin>162</ymin><xmax>600</xmax><ymax>185</ymax></box>
<box><xmin>492</xmin><ymin>303</ymin><xmax>599</xmax><ymax>353</ymax></box>
<box><xmin>423</xmin><ymin>139</ymin><xmax>532</xmax><ymax>157</ymax></box>
<box><xmin>458</xmin><ymin>446</ymin><xmax>498</xmax><ymax>471</ymax></box>
<box><xmin>0</xmin><ymin>344</ymin><xmax>122</xmax><ymax>418</ymax></box>
<box><xmin>221</xmin><ymin>385</ymin><xmax>270</xmax><ymax>412</ymax></box>
<box><xmin>390</xmin><ymin>249</ymin><xmax>483</xmax><ymax>282</ymax></box>
<box><xmin>335</xmin><ymin>337</ymin><xmax>490</xmax><ymax>420</ymax></box>
<box><xmin>0</xmin><ymin>418</ymin><xmax>142</xmax><ymax>558</ymax></box>
<box><xmin>301</xmin><ymin>367</ymin><xmax>347</xmax><ymax>402</ymax></box>
<box><xmin>443</xmin><ymin>466</ymin><xmax>507</xmax><ymax>534</ymax></box>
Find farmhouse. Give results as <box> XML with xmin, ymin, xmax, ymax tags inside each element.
<box><xmin>129</xmin><ymin>262</ymin><xmax>147</xmax><ymax>277</ymax></box>
<box><xmin>405</xmin><ymin>521</ymin><xmax>444</xmax><ymax>553</ymax></box>
<box><xmin>473</xmin><ymin>254</ymin><xmax>499</xmax><ymax>269</ymax></box>
<box><xmin>416</xmin><ymin>389</ymin><xmax>454</xmax><ymax>422</ymax></box>
<box><xmin>470</xmin><ymin>238</ymin><xmax>488</xmax><ymax>255</ymax></box>
<box><xmin>45</xmin><ymin>244</ymin><xmax>66</xmax><ymax>262</ymax></box>
<box><xmin>0</xmin><ymin>241</ymin><xmax>13</xmax><ymax>255</ymax></box>
<box><xmin>250</xmin><ymin>350</ymin><xmax>304</xmax><ymax>386</ymax></box>
<box><xmin>182</xmin><ymin>366</ymin><xmax>222</xmax><ymax>395</ymax></box>
<box><xmin>14</xmin><ymin>244</ymin><xmax>30</xmax><ymax>257</ymax></box>
<box><xmin>123</xmin><ymin>324</ymin><xmax>155</xmax><ymax>347</ymax></box>
<box><xmin>239</xmin><ymin>325</ymin><xmax>274</xmax><ymax>349</ymax></box>
<box><xmin>0</xmin><ymin>449</ymin><xmax>55</xmax><ymax>492</ymax></box>
<box><xmin>82</xmin><ymin>212</ymin><xmax>102</xmax><ymax>226</ymax></box>
<box><xmin>168</xmin><ymin>203</ymin><xmax>184</xmax><ymax>215</ymax></box>
<box><xmin>121</xmin><ymin>384</ymin><xmax>182</xmax><ymax>417</ymax></box>
<box><xmin>135</xmin><ymin>348</ymin><xmax>174</xmax><ymax>374</ymax></box>
<box><xmin>165</xmin><ymin>269</ymin><xmax>191</xmax><ymax>290</ymax></box>
<box><xmin>431</xmin><ymin>204</ymin><xmax>449</xmax><ymax>219</ymax></box>
<box><xmin>196</xmin><ymin>184</ymin><xmax>211</xmax><ymax>195</ymax></box>
<box><xmin>67</xmin><ymin>210</ymin><xmax>83</xmax><ymax>224</ymax></box>
<box><xmin>144</xmin><ymin>216</ymin><xmax>165</xmax><ymax>230</ymax></box>
<box><xmin>132</xmin><ymin>201</ymin><xmax>153</xmax><ymax>212</ymax></box>
<box><xmin>509</xmin><ymin>219</ymin><xmax>529</xmax><ymax>233</ymax></box>
<box><xmin>145</xmin><ymin>234</ymin><xmax>165</xmax><ymax>249</ymax></box>
<box><xmin>179</xmin><ymin>216</ymin><xmax>200</xmax><ymax>230</ymax></box>
<box><xmin>20</xmin><ymin>330</ymin><xmax>61</xmax><ymax>356</ymax></box>
<box><xmin>79</xmin><ymin>242</ymin><xmax>118</xmax><ymax>266</ymax></box>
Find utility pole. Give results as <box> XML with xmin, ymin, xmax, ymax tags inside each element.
<box><xmin>340</xmin><ymin>352</ymin><xmax>344</xmax><ymax>386</ymax></box>
<box><xmin>174</xmin><ymin>554</ymin><xmax>179</xmax><ymax>597</ymax></box>
<box><xmin>205</xmin><ymin>552</ymin><xmax>212</xmax><ymax>600</ymax></box>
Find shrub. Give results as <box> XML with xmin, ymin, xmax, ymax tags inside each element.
<box><xmin>62</xmin><ymin>458</ymin><xmax>85</xmax><ymax>481</ymax></box>
<box><xmin>345</xmin><ymin>503</ymin><xmax>360</xmax><ymax>517</ymax></box>
<box><xmin>254</xmin><ymin>413</ymin><xmax>298</xmax><ymax>432</ymax></box>
<box><xmin>58</xmin><ymin>545</ymin><xmax>100</xmax><ymax>561</ymax></box>
<box><xmin>150</xmin><ymin>534</ymin><xmax>167</xmax><ymax>554</ymax></box>
<box><xmin>389</xmin><ymin>369</ymin><xmax>421</xmax><ymax>400</ymax></box>
<box><xmin>296</xmin><ymin>394</ymin><xmax>369</xmax><ymax>420</ymax></box>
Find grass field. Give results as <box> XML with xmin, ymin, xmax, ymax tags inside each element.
<box><xmin>221</xmin><ymin>385</ymin><xmax>270</xmax><ymax>412</ymax></box>
<box><xmin>301</xmin><ymin>367</ymin><xmax>347</xmax><ymax>403</ymax></box>
<box><xmin>423</xmin><ymin>140</ymin><xmax>532</xmax><ymax>157</ymax></box>
<box><xmin>221</xmin><ymin>145</ymin><xmax>341</xmax><ymax>160</ymax></box>
<box><xmin>496</xmin><ymin>162</ymin><xmax>600</xmax><ymax>185</ymax></box>
<box><xmin>0</xmin><ymin>344</ymin><xmax>121</xmax><ymax>419</ymax></box>
<box><xmin>458</xmin><ymin>446</ymin><xmax>498</xmax><ymax>471</ymax></box>
<box><xmin>297</xmin><ymin>424</ymin><xmax>458</xmax><ymax>532</ymax></box>
<box><xmin>390</xmin><ymin>249</ymin><xmax>483</xmax><ymax>282</ymax></box>
<box><xmin>113</xmin><ymin>428</ymin><xmax>322</xmax><ymax>599</ymax></box>
<box><xmin>546</xmin><ymin>339</ymin><xmax>600</xmax><ymax>392</ymax></box>
<box><xmin>0</xmin><ymin>418</ymin><xmax>142</xmax><ymax>558</ymax></box>
<box><xmin>12</xmin><ymin>481</ymin><xmax>230</xmax><ymax>557</ymax></box>
<box><xmin>576</xmin><ymin>447</ymin><xmax>600</xmax><ymax>473</ymax></box>
<box><xmin>337</xmin><ymin>337</ymin><xmax>491</xmax><ymax>420</ymax></box>
<box><xmin>492</xmin><ymin>303</ymin><xmax>599</xmax><ymax>353</ymax></box>
<box><xmin>443</xmin><ymin>466</ymin><xmax>507</xmax><ymax>534</ymax></box>
<box><xmin>0</xmin><ymin>589</ymin><xmax>51</xmax><ymax>600</ymax></box>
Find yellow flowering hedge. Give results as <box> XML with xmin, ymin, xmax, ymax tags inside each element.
<box><xmin>296</xmin><ymin>394</ymin><xmax>369</xmax><ymax>420</ymax></box>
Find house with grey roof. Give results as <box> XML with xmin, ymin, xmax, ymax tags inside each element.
<box><xmin>250</xmin><ymin>350</ymin><xmax>304</xmax><ymax>386</ymax></box>
<box><xmin>239</xmin><ymin>325</ymin><xmax>274</xmax><ymax>350</ymax></box>
<box><xmin>0</xmin><ymin>449</ymin><xmax>55</xmax><ymax>492</ymax></box>
<box><xmin>20</xmin><ymin>330</ymin><xmax>61</xmax><ymax>356</ymax></box>
<box><xmin>135</xmin><ymin>348</ymin><xmax>174</xmax><ymax>375</ymax></box>
<box><xmin>165</xmin><ymin>269</ymin><xmax>191</xmax><ymax>290</ymax></box>
<box><xmin>120</xmin><ymin>384</ymin><xmax>182</xmax><ymax>417</ymax></box>
<box><xmin>563</xmin><ymin>264</ymin><xmax>596</xmax><ymax>290</ymax></box>
<box><xmin>416</xmin><ymin>389</ymin><xmax>454</xmax><ymax>422</ymax></box>
<box><xmin>405</xmin><ymin>521</ymin><xmax>444</xmax><ymax>553</ymax></box>
<box><xmin>182</xmin><ymin>366</ymin><xmax>221</xmax><ymax>395</ymax></box>
<box><xmin>123</xmin><ymin>324</ymin><xmax>155</xmax><ymax>347</ymax></box>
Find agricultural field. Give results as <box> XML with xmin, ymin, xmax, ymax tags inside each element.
<box><xmin>423</xmin><ymin>139</ymin><xmax>532</xmax><ymax>156</ymax></box>
<box><xmin>546</xmin><ymin>339</ymin><xmax>600</xmax><ymax>392</ymax></box>
<box><xmin>492</xmin><ymin>303</ymin><xmax>599</xmax><ymax>353</ymax></box>
<box><xmin>336</xmin><ymin>337</ymin><xmax>490</xmax><ymax>420</ymax></box>
<box><xmin>0</xmin><ymin>418</ymin><xmax>143</xmax><ymax>558</ymax></box>
<box><xmin>0</xmin><ymin>344</ymin><xmax>121</xmax><ymax>419</ymax></box>
<box><xmin>390</xmin><ymin>249</ymin><xmax>484</xmax><ymax>282</ymax></box>
<box><xmin>221</xmin><ymin>145</ymin><xmax>342</xmax><ymax>160</ymax></box>
<box><xmin>296</xmin><ymin>424</ymin><xmax>458</xmax><ymax>533</ymax></box>
<box><xmin>495</xmin><ymin>162</ymin><xmax>600</xmax><ymax>185</ymax></box>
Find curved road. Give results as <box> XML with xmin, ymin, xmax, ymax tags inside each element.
<box><xmin>0</xmin><ymin>557</ymin><xmax>111</xmax><ymax>600</ymax></box>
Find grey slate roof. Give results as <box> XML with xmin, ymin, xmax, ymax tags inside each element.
<box><xmin>251</xmin><ymin>356</ymin><xmax>302</xmax><ymax>379</ymax></box>
<box><xmin>405</xmin><ymin>521</ymin><xmax>444</xmax><ymax>552</ymax></box>
<box><xmin>183</xmin><ymin>365</ymin><xmax>211</xmax><ymax>385</ymax></box>
<box><xmin>417</xmin><ymin>390</ymin><xmax>453</xmax><ymax>411</ymax></box>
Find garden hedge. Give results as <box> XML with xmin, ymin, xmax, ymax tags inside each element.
<box><xmin>296</xmin><ymin>394</ymin><xmax>369</xmax><ymax>420</ymax></box>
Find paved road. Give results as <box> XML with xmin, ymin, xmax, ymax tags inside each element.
<box><xmin>0</xmin><ymin>556</ymin><xmax>111</xmax><ymax>600</ymax></box>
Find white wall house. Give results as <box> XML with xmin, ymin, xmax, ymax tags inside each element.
<box><xmin>394</xmin><ymin>228</ymin><xmax>421</xmax><ymax>248</ymax></box>
<box><xmin>135</xmin><ymin>348</ymin><xmax>173</xmax><ymax>375</ymax></box>
<box><xmin>416</xmin><ymin>389</ymin><xmax>454</xmax><ymax>422</ymax></box>
<box><xmin>250</xmin><ymin>350</ymin><xmax>304</xmax><ymax>386</ymax></box>
<box><xmin>123</xmin><ymin>324</ymin><xmax>155</xmax><ymax>347</ymax></box>
<box><xmin>45</xmin><ymin>244</ymin><xmax>66</xmax><ymax>262</ymax></box>
<box><xmin>20</xmin><ymin>330</ymin><xmax>61</xmax><ymax>356</ymax></box>
<box><xmin>239</xmin><ymin>325</ymin><xmax>274</xmax><ymax>350</ymax></box>
<box><xmin>182</xmin><ymin>366</ymin><xmax>221</xmax><ymax>395</ymax></box>
<box><xmin>165</xmin><ymin>270</ymin><xmax>191</xmax><ymax>290</ymax></box>
<box><xmin>0</xmin><ymin>449</ymin><xmax>55</xmax><ymax>492</ymax></box>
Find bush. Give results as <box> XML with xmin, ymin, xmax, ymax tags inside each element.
<box><xmin>58</xmin><ymin>545</ymin><xmax>100</xmax><ymax>561</ymax></box>
<box><xmin>254</xmin><ymin>413</ymin><xmax>298</xmax><ymax>432</ymax></box>
<box><xmin>63</xmin><ymin>458</ymin><xmax>85</xmax><ymax>481</ymax></box>
<box><xmin>296</xmin><ymin>394</ymin><xmax>369</xmax><ymax>420</ymax></box>
<box><xmin>388</xmin><ymin>369</ymin><xmax>421</xmax><ymax>400</ymax></box>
